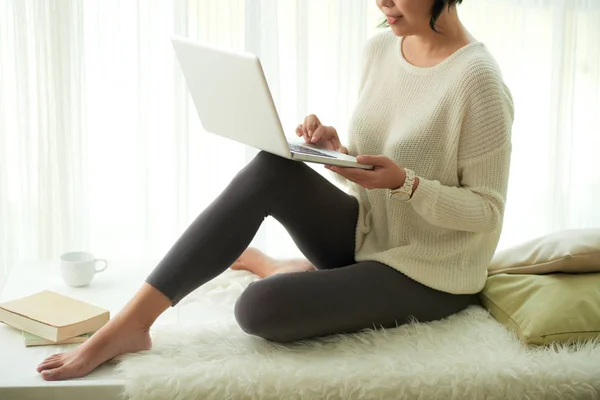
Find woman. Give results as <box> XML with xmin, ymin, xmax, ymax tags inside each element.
<box><xmin>37</xmin><ymin>0</ymin><xmax>513</xmax><ymax>381</ymax></box>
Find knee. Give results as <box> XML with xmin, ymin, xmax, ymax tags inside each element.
<box><xmin>234</xmin><ymin>281</ymin><xmax>292</xmax><ymax>343</ymax></box>
<box><xmin>248</xmin><ymin>151</ymin><xmax>305</xmax><ymax>180</ymax></box>
<box><xmin>237</xmin><ymin>151</ymin><xmax>304</xmax><ymax>197</ymax></box>
<box><xmin>254</xmin><ymin>150</ymin><xmax>280</xmax><ymax>164</ymax></box>
<box><xmin>251</xmin><ymin>150</ymin><xmax>287</xmax><ymax>171</ymax></box>
<box><xmin>238</xmin><ymin>151</ymin><xmax>282</xmax><ymax>189</ymax></box>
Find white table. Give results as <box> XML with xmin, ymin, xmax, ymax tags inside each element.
<box><xmin>0</xmin><ymin>259</ymin><xmax>180</xmax><ymax>400</ymax></box>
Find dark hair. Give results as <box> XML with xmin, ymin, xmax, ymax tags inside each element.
<box><xmin>378</xmin><ymin>0</ymin><xmax>463</xmax><ymax>33</ymax></box>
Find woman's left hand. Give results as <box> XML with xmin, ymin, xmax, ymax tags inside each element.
<box><xmin>326</xmin><ymin>155</ymin><xmax>405</xmax><ymax>190</ymax></box>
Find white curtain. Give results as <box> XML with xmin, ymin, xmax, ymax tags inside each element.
<box><xmin>1</xmin><ymin>0</ymin><xmax>599</xmax><ymax>293</ymax></box>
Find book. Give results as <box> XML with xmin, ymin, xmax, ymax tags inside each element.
<box><xmin>22</xmin><ymin>330</ymin><xmax>97</xmax><ymax>347</ymax></box>
<box><xmin>0</xmin><ymin>290</ymin><xmax>110</xmax><ymax>342</ymax></box>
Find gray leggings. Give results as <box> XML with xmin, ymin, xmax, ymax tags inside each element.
<box><xmin>146</xmin><ymin>151</ymin><xmax>479</xmax><ymax>342</ymax></box>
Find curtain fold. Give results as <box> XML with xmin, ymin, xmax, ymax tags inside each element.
<box><xmin>1</xmin><ymin>0</ymin><xmax>87</xmax><ymax>291</ymax></box>
<box><xmin>459</xmin><ymin>0</ymin><xmax>600</xmax><ymax>248</ymax></box>
<box><xmin>1</xmin><ymin>0</ymin><xmax>599</xmax><ymax>292</ymax></box>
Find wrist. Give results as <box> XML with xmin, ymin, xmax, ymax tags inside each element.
<box><xmin>390</xmin><ymin>168</ymin><xmax>406</xmax><ymax>190</ymax></box>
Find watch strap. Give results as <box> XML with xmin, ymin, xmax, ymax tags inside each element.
<box><xmin>389</xmin><ymin>168</ymin><xmax>416</xmax><ymax>200</ymax></box>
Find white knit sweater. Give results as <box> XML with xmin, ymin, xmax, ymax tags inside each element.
<box><xmin>343</xmin><ymin>31</ymin><xmax>514</xmax><ymax>294</ymax></box>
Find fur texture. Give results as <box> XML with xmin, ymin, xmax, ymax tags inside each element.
<box><xmin>116</xmin><ymin>270</ymin><xmax>600</xmax><ymax>400</ymax></box>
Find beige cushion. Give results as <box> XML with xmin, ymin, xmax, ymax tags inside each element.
<box><xmin>479</xmin><ymin>273</ymin><xmax>600</xmax><ymax>345</ymax></box>
<box><xmin>488</xmin><ymin>229</ymin><xmax>600</xmax><ymax>276</ymax></box>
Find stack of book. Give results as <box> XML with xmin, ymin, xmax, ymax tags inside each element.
<box><xmin>0</xmin><ymin>290</ymin><xmax>110</xmax><ymax>347</ymax></box>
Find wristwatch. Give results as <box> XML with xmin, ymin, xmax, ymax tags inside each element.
<box><xmin>389</xmin><ymin>168</ymin><xmax>416</xmax><ymax>201</ymax></box>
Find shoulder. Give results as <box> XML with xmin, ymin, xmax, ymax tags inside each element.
<box><xmin>455</xmin><ymin>45</ymin><xmax>515</xmax><ymax>160</ymax></box>
<box><xmin>445</xmin><ymin>43</ymin><xmax>515</xmax><ymax>129</ymax></box>
<box><xmin>454</xmin><ymin>44</ymin><xmax>513</xmax><ymax>109</ymax></box>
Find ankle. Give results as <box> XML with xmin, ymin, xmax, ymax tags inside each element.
<box><xmin>109</xmin><ymin>312</ymin><xmax>154</xmax><ymax>333</ymax></box>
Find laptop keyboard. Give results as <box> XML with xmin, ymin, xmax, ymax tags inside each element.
<box><xmin>289</xmin><ymin>143</ymin><xmax>336</xmax><ymax>158</ymax></box>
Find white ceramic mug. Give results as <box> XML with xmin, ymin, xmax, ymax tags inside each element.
<box><xmin>60</xmin><ymin>251</ymin><xmax>108</xmax><ymax>287</ymax></box>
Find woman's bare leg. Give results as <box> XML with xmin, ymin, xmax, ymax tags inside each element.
<box><xmin>38</xmin><ymin>248</ymin><xmax>312</xmax><ymax>381</ymax></box>
<box><xmin>37</xmin><ymin>152</ymin><xmax>358</xmax><ymax>380</ymax></box>
<box><xmin>231</xmin><ymin>248</ymin><xmax>315</xmax><ymax>278</ymax></box>
<box><xmin>37</xmin><ymin>283</ymin><xmax>170</xmax><ymax>381</ymax></box>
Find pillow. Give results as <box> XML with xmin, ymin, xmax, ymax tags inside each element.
<box><xmin>488</xmin><ymin>229</ymin><xmax>600</xmax><ymax>276</ymax></box>
<box><xmin>479</xmin><ymin>273</ymin><xmax>600</xmax><ymax>345</ymax></box>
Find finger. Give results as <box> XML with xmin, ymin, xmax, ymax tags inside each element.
<box><xmin>303</xmin><ymin>115</ymin><xmax>313</xmax><ymax>135</ymax></box>
<box><xmin>356</xmin><ymin>155</ymin><xmax>387</xmax><ymax>167</ymax></box>
<box><xmin>302</xmin><ymin>116</ymin><xmax>310</xmax><ymax>139</ymax></box>
<box><xmin>301</xmin><ymin>124</ymin><xmax>310</xmax><ymax>142</ymax></box>
<box><xmin>303</xmin><ymin>128</ymin><xmax>311</xmax><ymax>143</ymax></box>
<box><xmin>306</xmin><ymin>114</ymin><xmax>320</xmax><ymax>135</ymax></box>
<box><xmin>310</xmin><ymin>126</ymin><xmax>328</xmax><ymax>143</ymax></box>
<box><xmin>296</xmin><ymin>125</ymin><xmax>303</xmax><ymax>137</ymax></box>
<box><xmin>328</xmin><ymin>165</ymin><xmax>344</xmax><ymax>176</ymax></box>
<box><xmin>339</xmin><ymin>173</ymin><xmax>363</xmax><ymax>186</ymax></box>
<box><xmin>330</xmin><ymin>166</ymin><xmax>363</xmax><ymax>181</ymax></box>
<box><xmin>330</xmin><ymin>130</ymin><xmax>342</xmax><ymax>149</ymax></box>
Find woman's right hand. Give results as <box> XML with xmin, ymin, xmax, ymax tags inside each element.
<box><xmin>296</xmin><ymin>114</ymin><xmax>347</xmax><ymax>154</ymax></box>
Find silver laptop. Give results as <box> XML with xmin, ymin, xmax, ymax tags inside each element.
<box><xmin>171</xmin><ymin>36</ymin><xmax>373</xmax><ymax>170</ymax></box>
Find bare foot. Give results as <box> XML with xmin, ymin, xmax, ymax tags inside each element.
<box><xmin>231</xmin><ymin>248</ymin><xmax>315</xmax><ymax>278</ymax></box>
<box><xmin>36</xmin><ymin>316</ymin><xmax>152</xmax><ymax>381</ymax></box>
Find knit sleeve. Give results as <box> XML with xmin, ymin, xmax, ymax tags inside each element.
<box><xmin>405</xmin><ymin>69</ymin><xmax>514</xmax><ymax>233</ymax></box>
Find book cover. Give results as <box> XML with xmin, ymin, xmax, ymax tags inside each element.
<box><xmin>0</xmin><ymin>290</ymin><xmax>110</xmax><ymax>341</ymax></box>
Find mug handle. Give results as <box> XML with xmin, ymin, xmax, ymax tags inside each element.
<box><xmin>95</xmin><ymin>259</ymin><xmax>108</xmax><ymax>273</ymax></box>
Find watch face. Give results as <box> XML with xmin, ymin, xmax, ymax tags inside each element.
<box><xmin>394</xmin><ymin>192</ymin><xmax>411</xmax><ymax>201</ymax></box>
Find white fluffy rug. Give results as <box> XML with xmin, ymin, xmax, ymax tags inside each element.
<box><xmin>116</xmin><ymin>270</ymin><xmax>600</xmax><ymax>400</ymax></box>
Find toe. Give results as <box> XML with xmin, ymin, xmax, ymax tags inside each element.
<box><xmin>38</xmin><ymin>354</ymin><xmax>62</xmax><ymax>368</ymax></box>
<box><xmin>41</xmin><ymin>365</ymin><xmax>72</xmax><ymax>381</ymax></box>
<box><xmin>41</xmin><ymin>354</ymin><xmax>62</xmax><ymax>364</ymax></box>
<box><xmin>41</xmin><ymin>367</ymin><xmax>60</xmax><ymax>381</ymax></box>
<box><xmin>37</xmin><ymin>360</ymin><xmax>64</xmax><ymax>373</ymax></box>
<box><xmin>41</xmin><ymin>357</ymin><xmax>89</xmax><ymax>381</ymax></box>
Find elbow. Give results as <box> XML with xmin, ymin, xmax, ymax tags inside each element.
<box><xmin>476</xmin><ymin>214</ymin><xmax>501</xmax><ymax>234</ymax></box>
<box><xmin>475</xmin><ymin>200</ymin><xmax>504</xmax><ymax>234</ymax></box>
